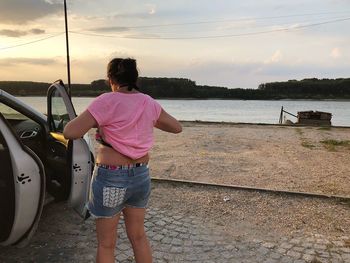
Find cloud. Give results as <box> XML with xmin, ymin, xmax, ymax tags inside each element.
<box><xmin>264</xmin><ymin>50</ymin><xmax>283</xmax><ymax>64</ymax></box>
<box><xmin>0</xmin><ymin>0</ymin><xmax>61</xmax><ymax>24</ymax></box>
<box><xmin>30</xmin><ymin>28</ymin><xmax>46</xmax><ymax>34</ymax></box>
<box><xmin>139</xmin><ymin>54</ymin><xmax>350</xmax><ymax>88</ymax></box>
<box><xmin>0</xmin><ymin>28</ymin><xmax>46</xmax><ymax>37</ymax></box>
<box><xmin>88</xmin><ymin>26</ymin><xmax>130</xmax><ymax>33</ymax></box>
<box><xmin>146</xmin><ymin>4</ymin><xmax>157</xmax><ymax>15</ymax></box>
<box><xmin>330</xmin><ymin>47</ymin><xmax>341</xmax><ymax>59</ymax></box>
<box><xmin>112</xmin><ymin>11</ymin><xmax>153</xmax><ymax>20</ymax></box>
<box><xmin>0</xmin><ymin>57</ymin><xmax>57</xmax><ymax>67</ymax></box>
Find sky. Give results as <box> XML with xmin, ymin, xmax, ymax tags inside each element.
<box><xmin>0</xmin><ymin>0</ymin><xmax>350</xmax><ymax>88</ymax></box>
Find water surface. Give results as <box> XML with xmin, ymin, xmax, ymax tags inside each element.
<box><xmin>19</xmin><ymin>97</ymin><xmax>350</xmax><ymax>126</ymax></box>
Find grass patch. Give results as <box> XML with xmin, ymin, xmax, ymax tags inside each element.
<box><xmin>317</xmin><ymin>127</ymin><xmax>331</xmax><ymax>131</ymax></box>
<box><xmin>301</xmin><ymin>141</ymin><xmax>315</xmax><ymax>149</ymax></box>
<box><xmin>295</xmin><ymin>128</ymin><xmax>304</xmax><ymax>135</ymax></box>
<box><xmin>320</xmin><ymin>139</ymin><xmax>350</xmax><ymax>151</ymax></box>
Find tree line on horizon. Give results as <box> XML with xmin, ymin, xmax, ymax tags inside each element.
<box><xmin>0</xmin><ymin>77</ymin><xmax>350</xmax><ymax>99</ymax></box>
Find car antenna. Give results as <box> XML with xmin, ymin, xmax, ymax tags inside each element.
<box><xmin>64</xmin><ymin>0</ymin><xmax>72</xmax><ymax>98</ymax></box>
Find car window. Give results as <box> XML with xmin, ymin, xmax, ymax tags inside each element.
<box><xmin>50</xmin><ymin>89</ymin><xmax>70</xmax><ymax>133</ymax></box>
<box><xmin>0</xmin><ymin>103</ymin><xmax>29</xmax><ymax>121</ymax></box>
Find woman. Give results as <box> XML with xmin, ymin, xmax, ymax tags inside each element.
<box><xmin>63</xmin><ymin>58</ymin><xmax>182</xmax><ymax>263</ymax></box>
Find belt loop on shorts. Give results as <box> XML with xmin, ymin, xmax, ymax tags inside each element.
<box><xmin>129</xmin><ymin>168</ymin><xmax>135</xmax><ymax>177</ymax></box>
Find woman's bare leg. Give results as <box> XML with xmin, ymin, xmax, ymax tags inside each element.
<box><xmin>95</xmin><ymin>214</ymin><xmax>121</xmax><ymax>263</ymax></box>
<box><xmin>123</xmin><ymin>207</ymin><xmax>152</xmax><ymax>263</ymax></box>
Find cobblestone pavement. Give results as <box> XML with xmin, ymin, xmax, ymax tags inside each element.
<box><xmin>0</xmin><ymin>202</ymin><xmax>349</xmax><ymax>263</ymax></box>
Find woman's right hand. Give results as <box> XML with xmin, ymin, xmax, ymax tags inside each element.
<box><xmin>155</xmin><ymin>109</ymin><xmax>182</xmax><ymax>134</ymax></box>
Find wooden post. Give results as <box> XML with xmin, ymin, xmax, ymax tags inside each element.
<box><xmin>279</xmin><ymin>106</ymin><xmax>284</xmax><ymax>124</ymax></box>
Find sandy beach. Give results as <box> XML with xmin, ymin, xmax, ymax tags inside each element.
<box><xmin>150</xmin><ymin>122</ymin><xmax>350</xmax><ymax>196</ymax></box>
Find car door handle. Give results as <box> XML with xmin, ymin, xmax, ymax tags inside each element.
<box><xmin>20</xmin><ymin>130</ymin><xmax>38</xmax><ymax>139</ymax></box>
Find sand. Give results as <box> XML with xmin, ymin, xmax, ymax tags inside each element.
<box><xmin>150</xmin><ymin>122</ymin><xmax>350</xmax><ymax>196</ymax></box>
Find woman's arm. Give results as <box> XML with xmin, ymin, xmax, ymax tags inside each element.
<box><xmin>63</xmin><ymin>110</ymin><xmax>97</xmax><ymax>139</ymax></box>
<box><xmin>154</xmin><ymin>109</ymin><xmax>182</xmax><ymax>134</ymax></box>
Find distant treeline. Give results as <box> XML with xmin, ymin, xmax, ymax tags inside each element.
<box><xmin>258</xmin><ymin>78</ymin><xmax>350</xmax><ymax>99</ymax></box>
<box><xmin>1</xmin><ymin>77</ymin><xmax>350</xmax><ymax>99</ymax></box>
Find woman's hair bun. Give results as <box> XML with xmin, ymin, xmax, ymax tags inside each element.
<box><xmin>120</xmin><ymin>58</ymin><xmax>137</xmax><ymax>71</ymax></box>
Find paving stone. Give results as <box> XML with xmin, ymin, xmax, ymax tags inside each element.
<box><xmin>178</xmin><ymin>233</ymin><xmax>190</xmax><ymax>239</ymax></box>
<box><xmin>314</xmin><ymin>244</ymin><xmax>327</xmax><ymax>250</ymax></box>
<box><xmin>118</xmin><ymin>243</ymin><xmax>130</xmax><ymax>251</ymax></box>
<box><xmin>340</xmin><ymin>247</ymin><xmax>350</xmax><ymax>253</ymax></box>
<box><xmin>152</xmin><ymin>234</ymin><xmax>164</xmax><ymax>241</ymax></box>
<box><xmin>304</xmin><ymin>249</ymin><xmax>316</xmax><ymax>255</ymax></box>
<box><xmin>290</xmin><ymin>238</ymin><xmax>302</xmax><ymax>245</ymax></box>
<box><xmin>301</xmin><ymin>242</ymin><xmax>313</xmax><ymax>249</ymax></box>
<box><xmin>332</xmin><ymin>240</ymin><xmax>344</xmax><ymax>247</ymax></box>
<box><xmin>262</xmin><ymin>259</ymin><xmax>279</xmax><ymax>263</ymax></box>
<box><xmin>155</xmin><ymin>220</ymin><xmax>167</xmax><ymax>227</ymax></box>
<box><xmin>270</xmin><ymin>252</ymin><xmax>282</xmax><ymax>259</ymax></box>
<box><xmin>342</xmin><ymin>253</ymin><xmax>350</xmax><ymax>262</ymax></box>
<box><xmin>193</xmin><ymin>240</ymin><xmax>204</xmax><ymax>246</ymax></box>
<box><xmin>0</xmin><ymin>204</ymin><xmax>347</xmax><ymax>263</ymax></box>
<box><xmin>170</xmin><ymin>246</ymin><xmax>183</xmax><ymax>254</ymax></box>
<box><xmin>277</xmin><ymin>247</ymin><xmax>288</xmax><ymax>255</ymax></box>
<box><xmin>318</xmin><ymin>251</ymin><xmax>331</xmax><ymax>258</ymax></box>
<box><xmin>171</xmin><ymin>238</ymin><xmax>183</xmax><ymax>246</ymax></box>
<box><xmin>262</xmin><ymin>242</ymin><xmax>276</xmax><ymax>249</ymax></box>
<box><xmin>184</xmin><ymin>240</ymin><xmax>193</xmax><ymax>247</ymax></box>
<box><xmin>286</xmin><ymin>250</ymin><xmax>302</xmax><ymax>259</ymax></box>
<box><xmin>302</xmin><ymin>254</ymin><xmax>315</xmax><ymax>262</ymax></box>
<box><xmin>279</xmin><ymin>256</ymin><xmax>295</xmax><ymax>263</ymax></box>
<box><xmin>330</xmin><ymin>252</ymin><xmax>343</xmax><ymax>261</ymax></box>
<box><xmin>292</xmin><ymin>246</ymin><xmax>305</xmax><ymax>253</ymax></box>
<box><xmin>281</xmin><ymin>242</ymin><xmax>295</xmax><ymax>249</ymax></box>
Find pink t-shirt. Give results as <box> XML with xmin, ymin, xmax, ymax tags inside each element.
<box><xmin>87</xmin><ymin>92</ymin><xmax>162</xmax><ymax>159</ymax></box>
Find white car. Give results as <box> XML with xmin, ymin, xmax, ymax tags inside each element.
<box><xmin>0</xmin><ymin>81</ymin><xmax>94</xmax><ymax>247</ymax></box>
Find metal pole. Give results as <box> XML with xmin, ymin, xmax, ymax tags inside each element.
<box><xmin>64</xmin><ymin>0</ymin><xmax>71</xmax><ymax>97</ymax></box>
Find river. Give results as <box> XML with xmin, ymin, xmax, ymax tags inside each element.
<box><xmin>19</xmin><ymin>97</ymin><xmax>350</xmax><ymax>126</ymax></box>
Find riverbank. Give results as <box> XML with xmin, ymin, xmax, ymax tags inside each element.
<box><xmin>149</xmin><ymin>122</ymin><xmax>350</xmax><ymax>197</ymax></box>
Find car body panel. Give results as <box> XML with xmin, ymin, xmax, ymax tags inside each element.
<box><xmin>47</xmin><ymin>81</ymin><xmax>92</xmax><ymax>218</ymax></box>
<box><xmin>0</xmin><ymin>114</ymin><xmax>45</xmax><ymax>247</ymax></box>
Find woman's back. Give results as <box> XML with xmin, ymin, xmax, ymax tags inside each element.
<box><xmin>88</xmin><ymin>91</ymin><xmax>161</xmax><ymax>160</ymax></box>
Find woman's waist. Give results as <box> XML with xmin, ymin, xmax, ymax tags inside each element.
<box><xmin>96</xmin><ymin>145</ymin><xmax>150</xmax><ymax>165</ymax></box>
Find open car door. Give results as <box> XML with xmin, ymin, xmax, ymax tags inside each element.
<box><xmin>47</xmin><ymin>81</ymin><xmax>92</xmax><ymax>219</ymax></box>
<box><xmin>0</xmin><ymin>114</ymin><xmax>45</xmax><ymax>247</ymax></box>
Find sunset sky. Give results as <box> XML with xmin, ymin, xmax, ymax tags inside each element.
<box><xmin>0</xmin><ymin>0</ymin><xmax>350</xmax><ymax>88</ymax></box>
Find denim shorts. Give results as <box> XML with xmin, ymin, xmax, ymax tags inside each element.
<box><xmin>87</xmin><ymin>165</ymin><xmax>151</xmax><ymax>219</ymax></box>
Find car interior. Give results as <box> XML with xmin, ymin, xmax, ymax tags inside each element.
<box><xmin>0</xmin><ymin>103</ymin><xmax>71</xmax><ymax>204</ymax></box>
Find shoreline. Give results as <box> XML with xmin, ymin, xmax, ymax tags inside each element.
<box><xmin>179</xmin><ymin>120</ymin><xmax>350</xmax><ymax>129</ymax></box>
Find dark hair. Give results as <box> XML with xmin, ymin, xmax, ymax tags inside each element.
<box><xmin>107</xmin><ymin>58</ymin><xmax>139</xmax><ymax>91</ymax></box>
